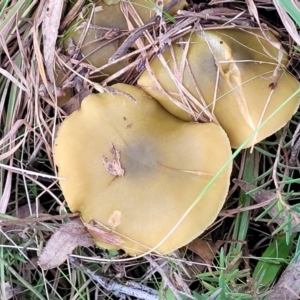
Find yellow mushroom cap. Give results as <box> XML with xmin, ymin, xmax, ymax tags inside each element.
<box><xmin>138</xmin><ymin>29</ymin><xmax>300</xmax><ymax>148</ymax></box>
<box><xmin>64</xmin><ymin>3</ymin><xmax>128</xmax><ymax>79</ymax></box>
<box><xmin>54</xmin><ymin>83</ymin><xmax>232</xmax><ymax>255</ymax></box>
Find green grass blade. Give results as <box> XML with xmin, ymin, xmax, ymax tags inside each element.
<box><xmin>0</xmin><ymin>256</ymin><xmax>47</xmax><ymax>300</ymax></box>
<box><xmin>277</xmin><ymin>0</ymin><xmax>300</xmax><ymax>26</ymax></box>
<box><xmin>230</xmin><ymin>150</ymin><xmax>255</xmax><ymax>254</ymax></box>
<box><xmin>253</xmin><ymin>233</ymin><xmax>296</xmax><ymax>286</ymax></box>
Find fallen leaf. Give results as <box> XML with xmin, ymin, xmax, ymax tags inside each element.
<box><xmin>234</xmin><ymin>179</ymin><xmax>300</xmax><ymax>232</ymax></box>
<box><xmin>42</xmin><ymin>0</ymin><xmax>64</xmax><ymax>82</ymax></box>
<box><xmin>61</xmin><ymin>88</ymin><xmax>91</xmax><ymax>115</ymax></box>
<box><xmin>233</xmin><ymin>179</ymin><xmax>276</xmax><ymax>202</ymax></box>
<box><xmin>38</xmin><ymin>218</ymin><xmax>94</xmax><ymax>270</ymax></box>
<box><xmin>188</xmin><ymin>238</ymin><xmax>224</xmax><ymax>271</ymax></box>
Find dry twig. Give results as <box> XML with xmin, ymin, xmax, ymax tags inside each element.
<box><xmin>69</xmin><ymin>257</ymin><xmax>159</xmax><ymax>300</ymax></box>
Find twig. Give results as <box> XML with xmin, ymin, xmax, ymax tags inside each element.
<box><xmin>0</xmin><ymin>212</ymin><xmax>79</xmax><ymax>227</ymax></box>
<box><xmin>177</xmin><ymin>9</ymin><xmax>249</xmax><ymax>25</ymax></box>
<box><xmin>69</xmin><ymin>257</ymin><xmax>159</xmax><ymax>299</ymax></box>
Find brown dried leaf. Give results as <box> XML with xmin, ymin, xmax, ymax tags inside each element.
<box><xmin>234</xmin><ymin>179</ymin><xmax>300</xmax><ymax>232</ymax></box>
<box><xmin>102</xmin><ymin>144</ymin><xmax>125</xmax><ymax>177</ymax></box>
<box><xmin>188</xmin><ymin>238</ymin><xmax>224</xmax><ymax>265</ymax></box>
<box><xmin>84</xmin><ymin>221</ymin><xmax>125</xmax><ymax>246</ymax></box>
<box><xmin>38</xmin><ymin>218</ymin><xmax>94</xmax><ymax>270</ymax></box>
<box><xmin>42</xmin><ymin>0</ymin><xmax>64</xmax><ymax>82</ymax></box>
<box><xmin>233</xmin><ymin>179</ymin><xmax>276</xmax><ymax>202</ymax></box>
<box><xmin>61</xmin><ymin>88</ymin><xmax>91</xmax><ymax>115</ymax></box>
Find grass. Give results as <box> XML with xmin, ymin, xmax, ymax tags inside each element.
<box><xmin>1</xmin><ymin>0</ymin><xmax>300</xmax><ymax>299</ymax></box>
<box><xmin>277</xmin><ymin>0</ymin><xmax>300</xmax><ymax>27</ymax></box>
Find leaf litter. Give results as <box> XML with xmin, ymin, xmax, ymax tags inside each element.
<box><xmin>188</xmin><ymin>238</ymin><xmax>224</xmax><ymax>272</ymax></box>
<box><xmin>38</xmin><ymin>218</ymin><xmax>94</xmax><ymax>270</ymax></box>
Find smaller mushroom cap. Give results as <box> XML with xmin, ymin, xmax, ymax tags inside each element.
<box><xmin>64</xmin><ymin>0</ymin><xmax>187</xmax><ymax>80</ymax></box>
<box><xmin>54</xmin><ymin>83</ymin><xmax>232</xmax><ymax>255</ymax></box>
<box><xmin>138</xmin><ymin>29</ymin><xmax>300</xmax><ymax>148</ymax></box>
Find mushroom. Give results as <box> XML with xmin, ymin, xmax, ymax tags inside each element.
<box><xmin>138</xmin><ymin>29</ymin><xmax>300</xmax><ymax>148</ymax></box>
<box><xmin>64</xmin><ymin>0</ymin><xmax>186</xmax><ymax>80</ymax></box>
<box><xmin>54</xmin><ymin>83</ymin><xmax>232</xmax><ymax>255</ymax></box>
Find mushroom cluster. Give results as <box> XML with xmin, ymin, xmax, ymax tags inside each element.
<box><xmin>138</xmin><ymin>29</ymin><xmax>300</xmax><ymax>148</ymax></box>
<box><xmin>55</xmin><ymin>27</ymin><xmax>299</xmax><ymax>256</ymax></box>
<box><xmin>54</xmin><ymin>84</ymin><xmax>232</xmax><ymax>255</ymax></box>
